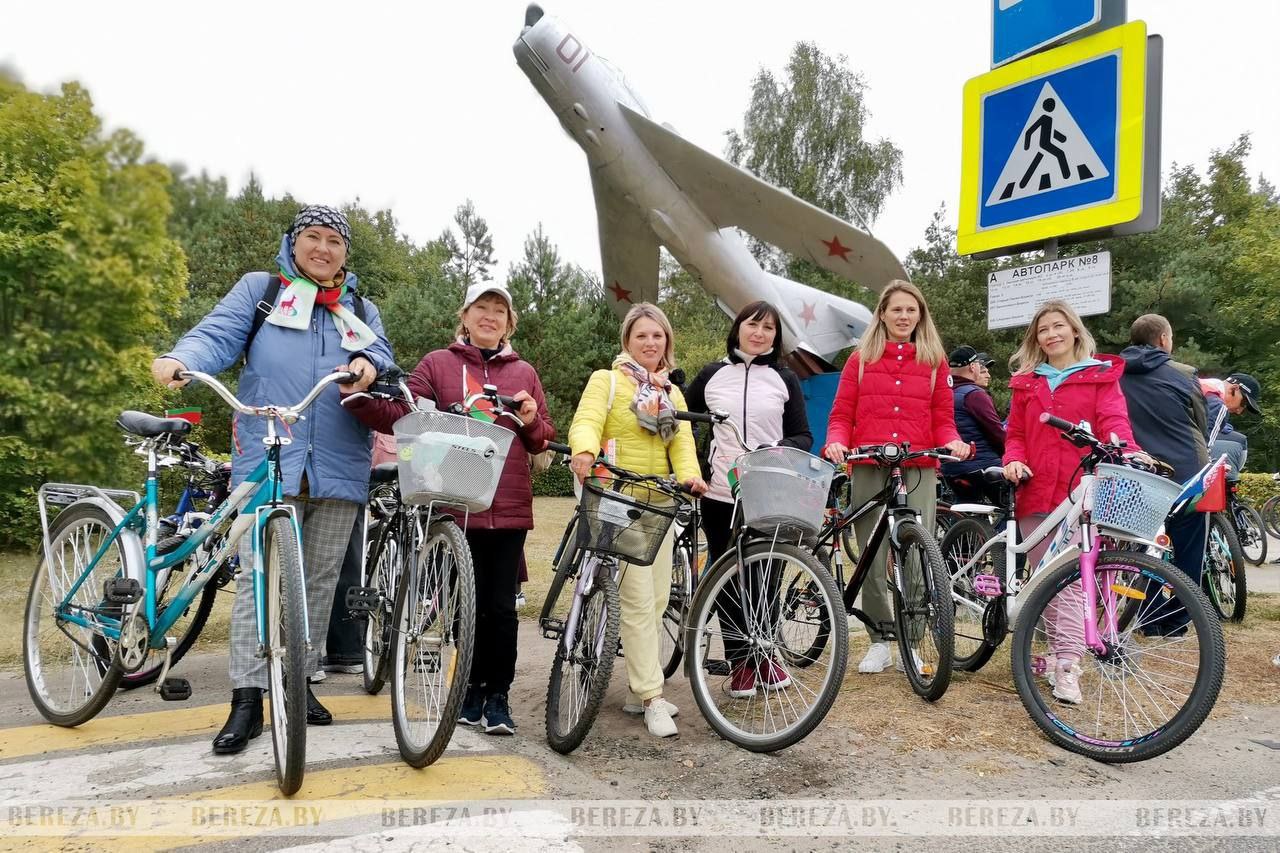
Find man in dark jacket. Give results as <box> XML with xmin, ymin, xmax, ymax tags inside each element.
<box><xmin>942</xmin><ymin>346</ymin><xmax>1005</xmax><ymax>504</ymax></box>
<box><xmin>1120</xmin><ymin>314</ymin><xmax>1210</xmax><ymax>633</ymax></box>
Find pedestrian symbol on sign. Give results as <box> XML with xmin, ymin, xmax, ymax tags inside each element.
<box><xmin>986</xmin><ymin>81</ymin><xmax>1109</xmax><ymax>206</ymax></box>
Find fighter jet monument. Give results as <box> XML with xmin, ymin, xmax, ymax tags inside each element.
<box><xmin>514</xmin><ymin>4</ymin><xmax>907</xmax><ymax>376</ymax></box>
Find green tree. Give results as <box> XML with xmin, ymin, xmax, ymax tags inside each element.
<box><xmin>0</xmin><ymin>75</ymin><xmax>186</xmax><ymax>546</ymax></box>
<box><xmin>439</xmin><ymin>199</ymin><xmax>496</xmax><ymax>294</ymax></box>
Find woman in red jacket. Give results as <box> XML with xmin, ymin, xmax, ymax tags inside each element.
<box><xmin>823</xmin><ymin>280</ymin><xmax>969</xmax><ymax>674</ymax></box>
<box><xmin>343</xmin><ymin>283</ymin><xmax>555</xmax><ymax>735</ymax></box>
<box><xmin>1002</xmin><ymin>299</ymin><xmax>1140</xmax><ymax>705</ymax></box>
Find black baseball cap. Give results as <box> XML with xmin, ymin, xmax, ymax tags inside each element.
<box><xmin>948</xmin><ymin>345</ymin><xmax>991</xmax><ymax>368</ymax></box>
<box><xmin>1227</xmin><ymin>373</ymin><xmax>1262</xmax><ymax>414</ymax></box>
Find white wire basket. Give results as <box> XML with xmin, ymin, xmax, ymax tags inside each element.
<box><xmin>735</xmin><ymin>446</ymin><xmax>835</xmax><ymax>536</ymax></box>
<box><xmin>392</xmin><ymin>410</ymin><xmax>515</xmax><ymax>512</ymax></box>
<box><xmin>1091</xmin><ymin>463</ymin><xmax>1182</xmax><ymax>542</ymax></box>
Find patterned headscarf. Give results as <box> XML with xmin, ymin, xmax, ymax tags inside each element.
<box><xmin>290</xmin><ymin>205</ymin><xmax>351</xmax><ymax>250</ymax></box>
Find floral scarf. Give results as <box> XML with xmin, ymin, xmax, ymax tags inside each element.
<box><xmin>614</xmin><ymin>354</ymin><xmax>678</xmax><ymax>443</ymax></box>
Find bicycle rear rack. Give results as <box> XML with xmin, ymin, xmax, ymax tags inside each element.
<box><xmin>37</xmin><ymin>483</ymin><xmax>142</xmax><ymax>574</ymax></box>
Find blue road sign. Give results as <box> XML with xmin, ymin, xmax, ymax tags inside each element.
<box><xmin>992</xmin><ymin>0</ymin><xmax>1100</xmax><ymax>66</ymax></box>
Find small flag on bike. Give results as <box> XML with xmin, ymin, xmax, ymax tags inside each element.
<box><xmin>1195</xmin><ymin>457</ymin><xmax>1228</xmax><ymax>513</ymax></box>
<box><xmin>727</xmin><ymin>465</ymin><xmax>741</xmax><ymax>497</ymax></box>
<box><xmin>165</xmin><ymin>407</ymin><xmax>202</xmax><ymax>425</ymax></box>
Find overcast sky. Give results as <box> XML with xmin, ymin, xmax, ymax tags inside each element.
<box><xmin>5</xmin><ymin>1</ymin><xmax>1277</xmax><ymax>278</ymax></box>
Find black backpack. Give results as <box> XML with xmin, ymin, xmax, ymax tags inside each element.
<box><xmin>244</xmin><ymin>274</ymin><xmax>369</xmax><ymax>362</ymax></box>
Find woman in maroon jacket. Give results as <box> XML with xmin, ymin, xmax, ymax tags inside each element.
<box><xmin>343</xmin><ymin>283</ymin><xmax>554</xmax><ymax>735</ymax></box>
<box><xmin>1003</xmin><ymin>299</ymin><xmax>1140</xmax><ymax>705</ymax></box>
<box><xmin>823</xmin><ymin>280</ymin><xmax>969</xmax><ymax>675</ymax></box>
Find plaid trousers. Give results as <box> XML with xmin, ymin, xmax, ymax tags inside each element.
<box><xmin>228</xmin><ymin>497</ymin><xmax>359</xmax><ymax>689</ymax></box>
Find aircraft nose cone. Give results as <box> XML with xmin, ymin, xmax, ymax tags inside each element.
<box><xmin>524</xmin><ymin>3</ymin><xmax>544</xmax><ymax>27</ymax></box>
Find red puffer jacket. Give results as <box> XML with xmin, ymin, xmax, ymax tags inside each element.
<box><xmin>343</xmin><ymin>340</ymin><xmax>555</xmax><ymax>530</ymax></box>
<box><xmin>824</xmin><ymin>343</ymin><xmax>960</xmax><ymax>468</ymax></box>
<box><xmin>1003</xmin><ymin>355</ymin><xmax>1139</xmax><ymax>518</ymax></box>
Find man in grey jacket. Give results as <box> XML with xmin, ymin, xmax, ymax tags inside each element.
<box><xmin>151</xmin><ymin>205</ymin><xmax>394</xmax><ymax>754</ymax></box>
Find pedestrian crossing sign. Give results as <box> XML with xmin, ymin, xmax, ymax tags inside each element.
<box><xmin>959</xmin><ymin>21</ymin><xmax>1151</xmax><ymax>256</ymax></box>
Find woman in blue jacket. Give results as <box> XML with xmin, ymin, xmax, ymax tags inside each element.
<box><xmin>151</xmin><ymin>205</ymin><xmax>394</xmax><ymax>754</ymax></box>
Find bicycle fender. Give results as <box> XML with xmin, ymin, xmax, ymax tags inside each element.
<box><xmin>59</xmin><ymin>497</ymin><xmax>149</xmax><ymax>625</ymax></box>
<box><xmin>1007</xmin><ymin>544</ymin><xmax>1081</xmax><ymax>627</ymax></box>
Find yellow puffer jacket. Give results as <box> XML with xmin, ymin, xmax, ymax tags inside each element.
<box><xmin>568</xmin><ymin>367</ymin><xmax>700</xmax><ymax>481</ymax></box>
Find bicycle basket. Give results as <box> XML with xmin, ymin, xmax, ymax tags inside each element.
<box><xmin>392</xmin><ymin>410</ymin><xmax>515</xmax><ymax>512</ymax></box>
<box><xmin>577</xmin><ymin>476</ymin><xmax>677</xmax><ymax>566</ymax></box>
<box><xmin>735</xmin><ymin>446</ymin><xmax>836</xmax><ymax>536</ymax></box>
<box><xmin>1090</xmin><ymin>463</ymin><xmax>1182</xmax><ymax>542</ymax></box>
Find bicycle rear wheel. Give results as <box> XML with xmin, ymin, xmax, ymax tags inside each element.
<box><xmin>939</xmin><ymin>517</ymin><xmax>1000</xmax><ymax>673</ymax></box>
<box><xmin>1235</xmin><ymin>504</ymin><xmax>1267</xmax><ymax>565</ymax></box>
<box><xmin>263</xmin><ymin>514</ymin><xmax>307</xmax><ymax>795</ymax></box>
<box><xmin>1261</xmin><ymin>494</ymin><xmax>1280</xmax><ymax>539</ymax></box>
<box><xmin>891</xmin><ymin>520</ymin><xmax>954</xmax><ymax>702</ymax></box>
<box><xmin>391</xmin><ymin>519</ymin><xmax>475</xmax><ymax>768</ymax></box>
<box><xmin>1010</xmin><ymin>550</ymin><xmax>1225</xmax><ymax>763</ymax></box>
<box><xmin>1204</xmin><ymin>514</ymin><xmax>1247</xmax><ymax>623</ymax></box>
<box><xmin>24</xmin><ymin>502</ymin><xmax>127</xmax><ymax>726</ymax></box>
<box><xmin>546</xmin><ymin>559</ymin><xmax>620</xmax><ymax>754</ymax></box>
<box><xmin>687</xmin><ymin>543</ymin><xmax>847</xmax><ymax>752</ymax></box>
<box><xmin>362</xmin><ymin>517</ymin><xmax>402</xmax><ymax>695</ymax></box>
<box><xmin>660</xmin><ymin>540</ymin><xmax>694</xmax><ymax>679</ymax></box>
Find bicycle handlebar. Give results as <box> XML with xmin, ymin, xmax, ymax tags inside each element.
<box><xmin>544</xmin><ymin>441</ymin><xmax>572</xmax><ymax>456</ymax></box>
<box><xmin>178</xmin><ymin>370</ymin><xmax>356</xmax><ymax>420</ymax></box>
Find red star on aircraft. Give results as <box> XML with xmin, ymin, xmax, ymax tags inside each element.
<box><xmin>608</xmin><ymin>281</ymin><xmax>633</xmax><ymax>303</ymax></box>
<box><xmin>821</xmin><ymin>235</ymin><xmax>852</xmax><ymax>261</ymax></box>
<box><xmin>799</xmin><ymin>302</ymin><xmax>817</xmax><ymax>326</ymax></box>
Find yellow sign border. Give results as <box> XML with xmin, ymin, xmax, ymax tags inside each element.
<box><xmin>958</xmin><ymin>20</ymin><xmax>1148</xmax><ymax>256</ymax></box>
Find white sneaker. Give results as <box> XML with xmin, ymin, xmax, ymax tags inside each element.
<box><xmin>515</xmin><ymin>591</ymin><xmax>527</xmax><ymax>609</ymax></box>
<box><xmin>858</xmin><ymin>642</ymin><xmax>892</xmax><ymax>673</ymax></box>
<box><xmin>1052</xmin><ymin>662</ymin><xmax>1083</xmax><ymax>705</ymax></box>
<box><xmin>644</xmin><ymin>703</ymin><xmax>678</xmax><ymax>738</ymax></box>
<box><xmin>1272</xmin><ymin>653</ymin><xmax>1280</xmax><ymax>669</ymax></box>
<box><xmin>311</xmin><ymin>668</ymin><xmax>327</xmax><ymax>683</ymax></box>
<box><xmin>623</xmin><ymin>696</ymin><xmax>679</xmax><ymax>717</ymax></box>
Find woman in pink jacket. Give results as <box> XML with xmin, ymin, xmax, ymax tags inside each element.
<box><xmin>1003</xmin><ymin>299</ymin><xmax>1140</xmax><ymax>705</ymax></box>
<box><xmin>823</xmin><ymin>280</ymin><xmax>969</xmax><ymax>674</ymax></box>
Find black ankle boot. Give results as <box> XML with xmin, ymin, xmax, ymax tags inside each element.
<box><xmin>307</xmin><ymin>685</ymin><xmax>332</xmax><ymax>726</ymax></box>
<box><xmin>212</xmin><ymin>687</ymin><xmax>264</xmax><ymax>754</ymax></box>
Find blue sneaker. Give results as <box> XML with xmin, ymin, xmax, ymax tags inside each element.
<box><xmin>483</xmin><ymin>692</ymin><xmax>516</xmax><ymax>735</ymax></box>
<box><xmin>459</xmin><ymin>686</ymin><xmax>484</xmax><ymax>726</ymax></box>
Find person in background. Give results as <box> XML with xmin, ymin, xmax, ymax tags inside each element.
<box><xmin>942</xmin><ymin>345</ymin><xmax>1005</xmax><ymax>505</ymax></box>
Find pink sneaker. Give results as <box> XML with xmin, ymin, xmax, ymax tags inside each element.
<box><xmin>759</xmin><ymin>658</ymin><xmax>792</xmax><ymax>691</ymax></box>
<box><xmin>727</xmin><ymin>662</ymin><xmax>757</xmax><ymax>698</ymax></box>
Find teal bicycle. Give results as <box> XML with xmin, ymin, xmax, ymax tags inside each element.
<box><xmin>23</xmin><ymin>368</ymin><xmax>356</xmax><ymax>795</ymax></box>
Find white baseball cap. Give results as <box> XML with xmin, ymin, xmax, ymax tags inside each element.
<box><xmin>462</xmin><ymin>282</ymin><xmax>513</xmax><ymax>310</ymax></box>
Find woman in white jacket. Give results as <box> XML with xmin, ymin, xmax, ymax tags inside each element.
<box><xmin>684</xmin><ymin>301</ymin><xmax>812</xmax><ymax>698</ymax></box>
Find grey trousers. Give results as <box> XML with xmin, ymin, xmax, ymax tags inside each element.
<box><xmin>229</xmin><ymin>497</ymin><xmax>360</xmax><ymax>689</ymax></box>
<box><xmin>850</xmin><ymin>465</ymin><xmax>937</xmax><ymax>643</ymax></box>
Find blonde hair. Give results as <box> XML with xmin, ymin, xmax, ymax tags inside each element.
<box><xmin>856</xmin><ymin>280</ymin><xmax>946</xmax><ymax>366</ymax></box>
<box><xmin>456</xmin><ymin>293</ymin><xmax>519</xmax><ymax>343</ymax></box>
<box><xmin>620</xmin><ymin>302</ymin><xmax>676</xmax><ymax>371</ymax></box>
<box><xmin>1009</xmin><ymin>300</ymin><xmax>1097</xmax><ymax>375</ymax></box>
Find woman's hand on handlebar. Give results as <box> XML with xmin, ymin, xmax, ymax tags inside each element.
<box><xmin>570</xmin><ymin>451</ymin><xmax>596</xmax><ymax>482</ymax></box>
<box><xmin>510</xmin><ymin>390</ymin><xmax>538</xmax><ymax>426</ymax></box>
<box><xmin>944</xmin><ymin>439</ymin><xmax>972</xmax><ymax>461</ymax></box>
<box><xmin>823</xmin><ymin>442</ymin><xmax>850</xmax><ymax>463</ymax></box>
<box><xmin>682</xmin><ymin>476</ymin><xmax>708</xmax><ymax>497</ymax></box>
<box><xmin>151</xmin><ymin>357</ymin><xmax>190</xmax><ymax>390</ymax></box>
<box><xmin>336</xmin><ymin>357</ymin><xmax>377</xmax><ymax>393</ymax></box>
<box><xmin>1004</xmin><ymin>460</ymin><xmax>1033</xmax><ymax>483</ymax></box>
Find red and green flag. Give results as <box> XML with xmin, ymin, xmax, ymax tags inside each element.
<box><xmin>165</xmin><ymin>407</ymin><xmax>202</xmax><ymax>425</ymax></box>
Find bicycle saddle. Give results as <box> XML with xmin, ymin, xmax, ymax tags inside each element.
<box><xmin>981</xmin><ymin>466</ymin><xmax>1008</xmax><ymax>485</ymax></box>
<box><xmin>116</xmin><ymin>410</ymin><xmax>193</xmax><ymax>438</ymax></box>
<box><xmin>369</xmin><ymin>463</ymin><xmax>398</xmax><ymax>484</ymax></box>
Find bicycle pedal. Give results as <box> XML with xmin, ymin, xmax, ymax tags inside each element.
<box><xmin>540</xmin><ymin>618</ymin><xmax>564</xmax><ymax>640</ymax></box>
<box><xmin>158</xmin><ymin>678</ymin><xmax>192</xmax><ymax>701</ymax></box>
<box><xmin>973</xmin><ymin>574</ymin><xmax>1003</xmax><ymax>598</ymax></box>
<box><xmin>345</xmin><ymin>586</ymin><xmax>379</xmax><ymax>613</ymax></box>
<box><xmin>704</xmin><ymin>659</ymin><xmax>731</xmax><ymax>676</ymax></box>
<box><xmin>103</xmin><ymin>577</ymin><xmax>144</xmax><ymax>604</ymax></box>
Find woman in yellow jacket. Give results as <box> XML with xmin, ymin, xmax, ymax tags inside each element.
<box><xmin>569</xmin><ymin>303</ymin><xmax>707</xmax><ymax>738</ymax></box>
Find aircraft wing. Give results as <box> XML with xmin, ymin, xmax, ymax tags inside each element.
<box><xmin>592</xmin><ymin>170</ymin><xmax>661</xmax><ymax>315</ymax></box>
<box><xmin>619</xmin><ymin>102</ymin><xmax>906</xmax><ymax>293</ymax></box>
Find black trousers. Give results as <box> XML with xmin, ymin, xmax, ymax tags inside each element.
<box><xmin>465</xmin><ymin>528</ymin><xmax>527</xmax><ymax>694</ymax></box>
<box><xmin>326</xmin><ymin>511</ymin><xmax>367</xmax><ymax>662</ymax></box>
<box><xmin>700</xmin><ymin>498</ymin><xmax>781</xmax><ymax>663</ymax></box>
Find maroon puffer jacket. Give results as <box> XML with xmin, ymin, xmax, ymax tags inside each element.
<box><xmin>343</xmin><ymin>340</ymin><xmax>555</xmax><ymax>530</ymax></box>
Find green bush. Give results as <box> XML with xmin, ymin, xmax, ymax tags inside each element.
<box><xmin>1236</xmin><ymin>472</ymin><xmax>1279</xmax><ymax>505</ymax></box>
<box><xmin>532</xmin><ymin>463</ymin><xmax>575</xmax><ymax>497</ymax></box>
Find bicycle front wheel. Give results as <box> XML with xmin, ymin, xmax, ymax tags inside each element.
<box><xmin>23</xmin><ymin>502</ymin><xmax>126</xmax><ymax>725</ymax></box>
<box><xmin>263</xmin><ymin>514</ymin><xmax>308</xmax><ymax>795</ymax></box>
<box><xmin>939</xmin><ymin>517</ymin><xmax>1000</xmax><ymax>673</ymax></box>
<box><xmin>1010</xmin><ymin>550</ymin><xmax>1225</xmax><ymax>763</ymax></box>
<box><xmin>546</xmin><ymin>561</ymin><xmax>620</xmax><ymax>754</ymax></box>
<box><xmin>660</xmin><ymin>540</ymin><xmax>694</xmax><ymax>679</ymax></box>
<box><xmin>891</xmin><ymin>520</ymin><xmax>954</xmax><ymax>702</ymax></box>
<box><xmin>390</xmin><ymin>519</ymin><xmax>475</xmax><ymax>768</ymax></box>
<box><xmin>687</xmin><ymin>543</ymin><xmax>847</xmax><ymax>752</ymax></box>
<box><xmin>1205</xmin><ymin>514</ymin><xmax>1247</xmax><ymax>623</ymax></box>
<box><xmin>1261</xmin><ymin>494</ymin><xmax>1280</xmax><ymax>539</ymax></box>
<box><xmin>1236</xmin><ymin>504</ymin><xmax>1267</xmax><ymax>565</ymax></box>
<box><xmin>362</xmin><ymin>518</ymin><xmax>402</xmax><ymax>695</ymax></box>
